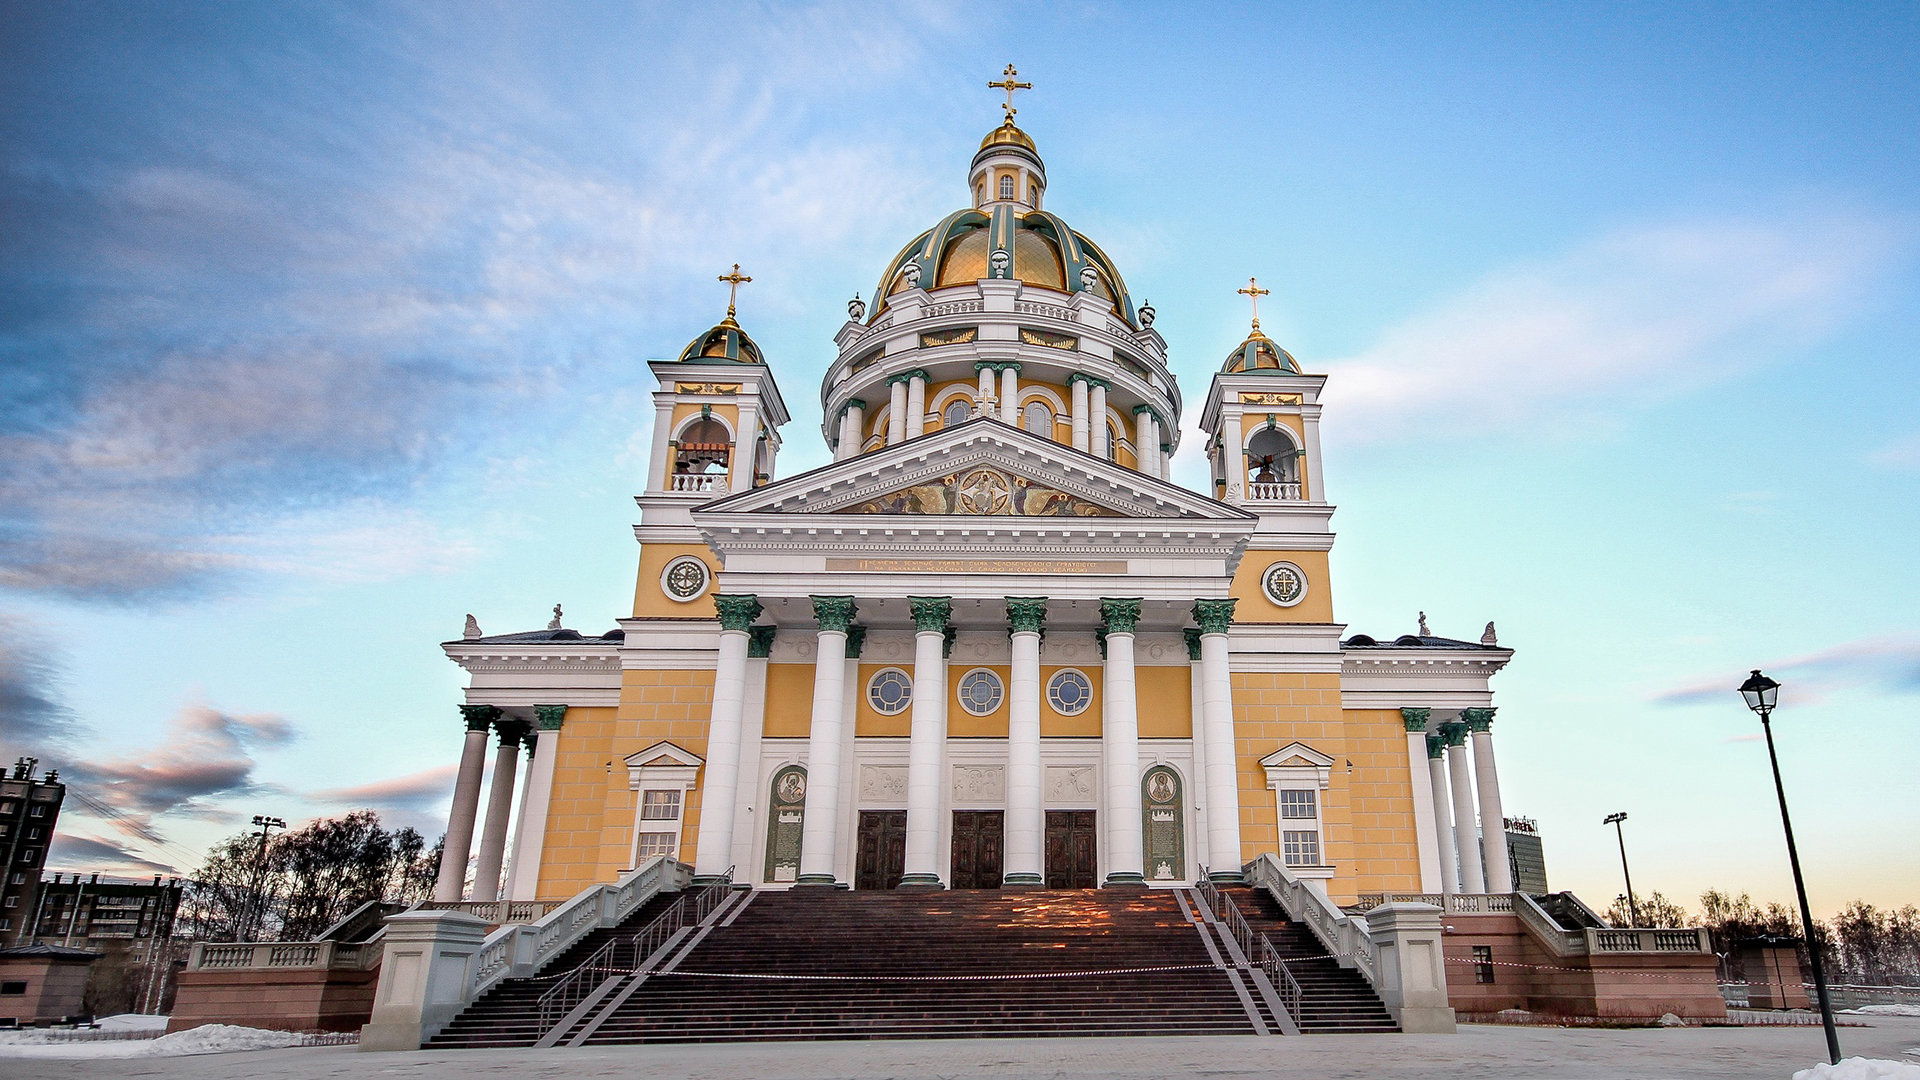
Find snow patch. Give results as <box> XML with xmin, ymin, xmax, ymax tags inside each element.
<box><xmin>1844</xmin><ymin>1005</ymin><xmax>1920</xmax><ymax>1018</ymax></box>
<box><xmin>0</xmin><ymin>1024</ymin><xmax>307</xmax><ymax>1058</ymax></box>
<box><xmin>95</xmin><ymin>1014</ymin><xmax>169</xmax><ymax>1032</ymax></box>
<box><xmin>1792</xmin><ymin>1058</ymin><xmax>1920</xmax><ymax>1080</ymax></box>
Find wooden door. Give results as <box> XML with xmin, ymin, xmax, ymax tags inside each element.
<box><xmin>1045</xmin><ymin>810</ymin><xmax>1098</xmax><ymax>888</ymax></box>
<box><xmin>950</xmin><ymin>810</ymin><xmax>1004</xmax><ymax>890</ymax></box>
<box><xmin>855</xmin><ymin>810</ymin><xmax>907</xmax><ymax>891</ymax></box>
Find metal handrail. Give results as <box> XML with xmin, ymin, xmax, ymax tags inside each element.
<box><xmin>1196</xmin><ymin>869</ymin><xmax>1304</xmax><ymax>1028</ymax></box>
<box><xmin>533</xmin><ymin>869</ymin><xmax>733</xmax><ymax>1036</ymax></box>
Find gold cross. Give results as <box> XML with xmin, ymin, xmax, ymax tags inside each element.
<box><xmin>987</xmin><ymin>64</ymin><xmax>1032</xmax><ymax>122</ymax></box>
<box><xmin>1237</xmin><ymin>276</ymin><xmax>1271</xmax><ymax>331</ymax></box>
<box><xmin>718</xmin><ymin>263</ymin><xmax>751</xmax><ymax>321</ymax></box>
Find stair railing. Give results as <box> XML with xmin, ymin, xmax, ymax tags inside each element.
<box><xmin>534</xmin><ymin>869</ymin><xmax>733</xmax><ymax>1036</ymax></box>
<box><xmin>1196</xmin><ymin>870</ymin><xmax>1305</xmax><ymax>1028</ymax></box>
<box><xmin>1245</xmin><ymin>853</ymin><xmax>1379</xmax><ymax>987</ymax></box>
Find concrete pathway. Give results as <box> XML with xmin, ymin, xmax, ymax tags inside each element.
<box><xmin>3</xmin><ymin>1018</ymin><xmax>1917</xmax><ymax>1080</ymax></box>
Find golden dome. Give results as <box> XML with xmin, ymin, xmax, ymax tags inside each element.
<box><xmin>980</xmin><ymin>120</ymin><xmax>1036</xmax><ymax>152</ymax></box>
<box><xmin>1222</xmin><ymin>328</ymin><xmax>1301</xmax><ymax>374</ymax></box>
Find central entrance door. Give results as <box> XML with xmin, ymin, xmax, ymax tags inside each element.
<box><xmin>950</xmin><ymin>810</ymin><xmax>1004</xmax><ymax>889</ymax></box>
<box><xmin>855</xmin><ymin>810</ymin><xmax>907</xmax><ymax>891</ymax></box>
<box><xmin>1045</xmin><ymin>810</ymin><xmax>1098</xmax><ymax>888</ymax></box>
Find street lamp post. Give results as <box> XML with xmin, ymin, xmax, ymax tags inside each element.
<box><xmin>1739</xmin><ymin>669</ymin><xmax>1840</xmax><ymax>1066</ymax></box>
<box><xmin>247</xmin><ymin>815</ymin><xmax>285</xmax><ymax>943</ymax></box>
<box><xmin>1603</xmin><ymin>812</ymin><xmax>1638</xmax><ymax>927</ymax></box>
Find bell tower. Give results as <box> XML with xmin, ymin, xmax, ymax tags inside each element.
<box><xmin>1197</xmin><ymin>278</ymin><xmax>1327</xmax><ymax>507</ymax></box>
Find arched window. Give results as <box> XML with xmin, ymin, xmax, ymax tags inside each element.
<box><xmin>1106</xmin><ymin>425</ymin><xmax>1120</xmax><ymax>462</ymax></box>
<box><xmin>999</xmin><ymin>174</ymin><xmax>1015</xmax><ymax>200</ymax></box>
<box><xmin>1022</xmin><ymin>401</ymin><xmax>1052</xmax><ymax>437</ymax></box>
<box><xmin>1028</xmin><ymin>183</ymin><xmax>1040</xmax><ymax>208</ymax></box>
<box><xmin>943</xmin><ymin>400</ymin><xmax>972</xmax><ymax>428</ymax></box>
<box><xmin>674</xmin><ymin>417</ymin><xmax>730</xmax><ymax>475</ymax></box>
<box><xmin>1246</xmin><ymin>427</ymin><xmax>1301</xmax><ymax>499</ymax></box>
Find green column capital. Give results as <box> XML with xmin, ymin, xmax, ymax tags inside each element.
<box><xmin>812</xmin><ymin>595</ymin><xmax>858</xmax><ymax>633</ymax></box>
<box><xmin>714</xmin><ymin>594</ymin><xmax>763</xmax><ymax>632</ymax></box>
<box><xmin>1095</xmin><ymin>626</ymin><xmax>1108</xmax><ymax>661</ymax></box>
<box><xmin>1006</xmin><ymin>597</ymin><xmax>1047</xmax><ymax>635</ymax></box>
<box><xmin>495</xmin><ymin>720</ymin><xmax>528</xmax><ymax>748</ymax></box>
<box><xmin>1426</xmin><ymin>733</ymin><xmax>1446</xmax><ymax>760</ymax></box>
<box><xmin>908</xmin><ymin>596</ymin><xmax>953</xmax><ymax>633</ymax></box>
<box><xmin>533</xmin><ymin>704</ymin><xmax>568</xmax><ymax>731</ymax></box>
<box><xmin>1439</xmin><ymin>721</ymin><xmax>1469</xmax><ymax>748</ymax></box>
<box><xmin>460</xmin><ymin>704</ymin><xmax>502</xmax><ymax>732</ymax></box>
<box><xmin>1183</xmin><ymin>627</ymin><xmax>1202</xmax><ymax>661</ymax></box>
<box><xmin>1461</xmin><ymin>707</ymin><xmax>1497</xmax><ymax>733</ymax></box>
<box><xmin>1191</xmin><ymin>597</ymin><xmax>1237</xmax><ymax>636</ymax></box>
<box><xmin>942</xmin><ymin>624</ymin><xmax>957</xmax><ymax>659</ymax></box>
<box><xmin>746</xmin><ymin>626</ymin><xmax>777</xmax><ymax>658</ymax></box>
<box><xmin>846</xmin><ymin>398</ymin><xmax>867</xmax><ymax>410</ymax></box>
<box><xmin>844</xmin><ymin>624</ymin><xmax>867</xmax><ymax>659</ymax></box>
<box><xmin>1099</xmin><ymin>598</ymin><xmax>1144</xmax><ymax>635</ymax></box>
<box><xmin>1400</xmin><ymin>707</ymin><xmax>1431</xmax><ymax>733</ymax></box>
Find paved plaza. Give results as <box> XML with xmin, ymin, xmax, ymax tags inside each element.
<box><xmin>4</xmin><ymin>1019</ymin><xmax>1918</xmax><ymax>1080</ymax></box>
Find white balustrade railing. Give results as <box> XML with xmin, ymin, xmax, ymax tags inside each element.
<box><xmin>1354</xmin><ymin>892</ymin><xmax>1515</xmax><ymax>914</ymax></box>
<box><xmin>187</xmin><ymin>938</ymin><xmax>383</xmax><ymax>972</ymax></box>
<box><xmin>668</xmin><ymin>473</ymin><xmax>720</xmax><ymax>493</ymax></box>
<box><xmin>1246</xmin><ymin>481</ymin><xmax>1303</xmax><ymax>501</ymax></box>
<box><xmin>1587</xmin><ymin>927</ymin><xmax>1712</xmax><ymax>953</ymax></box>
<box><xmin>467</xmin><ymin>856</ymin><xmax>690</xmax><ymax>1003</ymax></box>
<box><xmin>419</xmin><ymin>898</ymin><xmax>564</xmax><ymax>923</ymax></box>
<box><xmin>925</xmin><ymin>300</ymin><xmax>985</xmax><ymax>318</ymax></box>
<box><xmin>1246</xmin><ymin>853</ymin><xmax>1379</xmax><ymax>987</ymax></box>
<box><xmin>1013</xmin><ymin>300</ymin><xmax>1073</xmax><ymax>321</ymax></box>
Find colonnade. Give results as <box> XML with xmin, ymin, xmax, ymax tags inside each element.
<box><xmin>690</xmin><ymin>593</ymin><xmax>1247</xmax><ymax>889</ymax></box>
<box><xmin>1403</xmin><ymin>706</ymin><xmax>1511</xmax><ymax>895</ymax></box>
<box><xmin>434</xmin><ymin>703</ymin><xmax>566</xmax><ymax>903</ymax></box>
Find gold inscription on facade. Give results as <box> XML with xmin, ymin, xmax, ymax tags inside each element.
<box><xmin>676</xmin><ymin>382</ymin><xmax>742</xmax><ymax>395</ymax></box>
<box><xmin>1239</xmin><ymin>392</ymin><xmax>1302</xmax><ymax>405</ymax></box>
<box><xmin>824</xmin><ymin>558</ymin><xmax>1128</xmax><ymax>574</ymax></box>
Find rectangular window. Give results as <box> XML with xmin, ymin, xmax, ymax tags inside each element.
<box><xmin>25</xmin><ymin>828</ymin><xmax>38</xmax><ymax>840</ymax></box>
<box><xmin>1279</xmin><ymin>789</ymin><xmax>1318</xmax><ymax>819</ymax></box>
<box><xmin>640</xmin><ymin>790</ymin><xmax>681</xmax><ymax>821</ymax></box>
<box><xmin>634</xmin><ymin>832</ymin><xmax>677</xmax><ymax>859</ymax></box>
<box><xmin>1473</xmin><ymin>945</ymin><xmax>1495</xmax><ymax>984</ymax></box>
<box><xmin>0</xmin><ymin>980</ymin><xmax>21</xmax><ymax>995</ymax></box>
<box><xmin>28</xmin><ymin>806</ymin><xmax>44</xmax><ymax>818</ymax></box>
<box><xmin>7</xmin><ymin>873</ymin><xmax>19</xmax><ymax>884</ymax></box>
<box><xmin>0</xmin><ymin>802</ymin><xmax>13</xmax><ymax>815</ymax></box>
<box><xmin>0</xmin><ymin>824</ymin><xmax>8</xmax><ymax>837</ymax></box>
<box><xmin>1281</xmin><ymin>830</ymin><xmax>1321</xmax><ymax>866</ymax></box>
<box><xmin>18</xmin><ymin>850</ymin><xmax>36</xmax><ymax>865</ymax></box>
<box><xmin>3</xmin><ymin>897</ymin><xmax>15</xmax><ymax>908</ymax></box>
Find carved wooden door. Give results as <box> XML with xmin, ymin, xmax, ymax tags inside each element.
<box><xmin>855</xmin><ymin>810</ymin><xmax>907</xmax><ymax>891</ymax></box>
<box><xmin>950</xmin><ymin>810</ymin><xmax>1004</xmax><ymax>889</ymax></box>
<box><xmin>1045</xmin><ymin>810</ymin><xmax>1098</xmax><ymax>888</ymax></box>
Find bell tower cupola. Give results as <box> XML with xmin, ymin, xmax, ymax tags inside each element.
<box><xmin>1199</xmin><ymin>278</ymin><xmax>1328</xmax><ymax>507</ymax></box>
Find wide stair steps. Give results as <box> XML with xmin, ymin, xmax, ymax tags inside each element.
<box><xmin>581</xmin><ymin>889</ymin><xmax>1253</xmax><ymax>1043</ymax></box>
<box><xmin>428</xmin><ymin>891</ymin><xmax>682</xmax><ymax>1049</ymax></box>
<box><xmin>1226</xmin><ymin>886</ymin><xmax>1398</xmax><ymax>1033</ymax></box>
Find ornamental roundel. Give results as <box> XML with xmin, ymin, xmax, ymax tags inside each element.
<box><xmin>956</xmin><ymin>668</ymin><xmax>1005</xmax><ymax>716</ymax></box>
<box><xmin>1046</xmin><ymin>669</ymin><xmax>1093</xmax><ymax>716</ymax></box>
<box><xmin>954</xmin><ymin>467</ymin><xmax>1013</xmax><ymax>515</ymax></box>
<box><xmin>1261</xmin><ymin>561</ymin><xmax>1308</xmax><ymax>608</ymax></box>
<box><xmin>660</xmin><ymin>556</ymin><xmax>711</xmax><ymax>602</ymax></box>
<box><xmin>867</xmin><ymin>668</ymin><xmax>913</xmax><ymax>716</ymax></box>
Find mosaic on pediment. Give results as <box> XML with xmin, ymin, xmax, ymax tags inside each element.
<box><xmin>847</xmin><ymin>466</ymin><xmax>1121</xmax><ymax>517</ymax></box>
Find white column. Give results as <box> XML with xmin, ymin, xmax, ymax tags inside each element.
<box><xmin>1135</xmin><ymin>409</ymin><xmax>1155</xmax><ymax>474</ymax></box>
<box><xmin>729</xmin><ymin>631</ymin><xmax>772</xmax><ymax>875</ymax></box>
<box><xmin>1302</xmin><ymin>408</ymin><xmax>1326</xmax><ymax>501</ymax></box>
<box><xmin>1000</xmin><ymin>365</ymin><xmax>1019</xmax><ymax>425</ymax></box>
<box><xmin>507</xmin><ymin>707</ymin><xmax>564</xmax><ymax>900</ymax></box>
<box><xmin>1090</xmin><ymin>383</ymin><xmax>1108</xmax><ymax>457</ymax></box>
<box><xmin>833</xmin><ymin>635</ymin><xmax>862</xmax><ymax>887</ymax></box>
<box><xmin>1222</xmin><ymin>413</ymin><xmax>1244</xmax><ymax>501</ymax></box>
<box><xmin>471</xmin><ymin>723</ymin><xmax>523</xmax><ymax>902</ymax></box>
<box><xmin>835</xmin><ymin>407</ymin><xmax>857</xmax><ymax>461</ymax></box>
<box><xmin>730</xmin><ymin>402</ymin><xmax>759</xmax><ymax>495</ymax></box>
<box><xmin>1070</xmin><ymin>377</ymin><xmax>1090</xmax><ymax>452</ymax></box>
<box><xmin>1194</xmin><ymin>601</ymin><xmax>1242</xmax><ymax>882</ymax></box>
<box><xmin>900</xmin><ymin>597</ymin><xmax>951</xmax><ymax>887</ymax></box>
<box><xmin>844</xmin><ymin>401</ymin><xmax>865</xmax><ymax>458</ymax></box>
<box><xmin>1444</xmin><ymin>722</ymin><xmax>1485</xmax><ymax>892</ymax></box>
<box><xmin>977</xmin><ymin>365</ymin><xmax>995</xmax><ymax>414</ymax></box>
<box><xmin>648</xmin><ymin>398</ymin><xmax>675</xmax><ymax>493</ymax></box>
<box><xmin>434</xmin><ymin>708</ymin><xmax>496</xmax><ymax>901</ymax></box>
<box><xmin>1186</xmin><ymin>630</ymin><xmax>1211</xmax><ymax>873</ymax></box>
<box><xmin>1004</xmin><ymin>600</ymin><xmax>1045</xmax><ymax>886</ymax></box>
<box><xmin>1100</xmin><ymin>599</ymin><xmax>1144</xmax><ymax>886</ymax></box>
<box><xmin>1401</xmin><ymin>709</ymin><xmax>1442</xmax><ymax>894</ymax></box>
<box><xmin>905</xmin><ymin>373</ymin><xmax>926</xmax><ymax>439</ymax></box>
<box><xmin>694</xmin><ymin>595</ymin><xmax>759</xmax><ymax>883</ymax></box>
<box><xmin>1467</xmin><ymin>710</ymin><xmax>1512</xmax><ymax>893</ymax></box>
<box><xmin>1161</xmin><ymin>438</ymin><xmax>1174</xmax><ymax>480</ymax></box>
<box><xmin>887</xmin><ymin>378</ymin><xmax>908</xmax><ymax>445</ymax></box>
<box><xmin>797</xmin><ymin>598</ymin><xmax>855</xmax><ymax>886</ymax></box>
<box><xmin>1426</xmin><ymin>736</ymin><xmax>1460</xmax><ymax>896</ymax></box>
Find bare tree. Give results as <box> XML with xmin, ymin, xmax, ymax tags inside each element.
<box><xmin>1604</xmin><ymin>890</ymin><xmax>1690</xmax><ymax>928</ymax></box>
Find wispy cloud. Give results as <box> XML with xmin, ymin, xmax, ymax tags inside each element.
<box><xmin>0</xmin><ymin>615</ymin><xmax>82</xmax><ymax>753</ymax></box>
<box><xmin>1322</xmin><ymin>218</ymin><xmax>1898</xmax><ymax>443</ymax></box>
<box><xmin>1867</xmin><ymin>430</ymin><xmax>1920</xmax><ymax>471</ymax></box>
<box><xmin>311</xmin><ymin>765</ymin><xmax>457</xmax><ymax>814</ymax></box>
<box><xmin>58</xmin><ymin>704</ymin><xmax>295</xmax><ymax>841</ymax></box>
<box><xmin>1652</xmin><ymin>633</ymin><xmax>1920</xmax><ymax>707</ymax></box>
<box><xmin>48</xmin><ymin>832</ymin><xmax>177</xmax><ymax>876</ymax></box>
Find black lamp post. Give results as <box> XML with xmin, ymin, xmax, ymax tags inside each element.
<box><xmin>1602</xmin><ymin>812</ymin><xmax>1638</xmax><ymax>927</ymax></box>
<box><xmin>1739</xmin><ymin>669</ymin><xmax>1839</xmax><ymax>1066</ymax></box>
<box><xmin>247</xmin><ymin>814</ymin><xmax>285</xmax><ymax>943</ymax></box>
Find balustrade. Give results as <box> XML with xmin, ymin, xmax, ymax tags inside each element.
<box><xmin>669</xmin><ymin>473</ymin><xmax>721</xmax><ymax>493</ymax></box>
<box><xmin>1246</xmin><ymin>481</ymin><xmax>1303</xmax><ymax>501</ymax></box>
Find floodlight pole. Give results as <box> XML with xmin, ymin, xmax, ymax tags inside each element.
<box><xmin>1603</xmin><ymin>812</ymin><xmax>1638</xmax><ymax>927</ymax></box>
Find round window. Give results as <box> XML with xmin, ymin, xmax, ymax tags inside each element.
<box><xmin>956</xmin><ymin>669</ymin><xmax>1004</xmax><ymax>716</ymax></box>
<box><xmin>866</xmin><ymin>668</ymin><xmax>913</xmax><ymax>715</ymax></box>
<box><xmin>661</xmin><ymin>556</ymin><xmax>711</xmax><ymax>602</ymax></box>
<box><xmin>1261</xmin><ymin>561</ymin><xmax>1308</xmax><ymax>607</ymax></box>
<box><xmin>1047</xmin><ymin>669</ymin><xmax>1093</xmax><ymax>716</ymax></box>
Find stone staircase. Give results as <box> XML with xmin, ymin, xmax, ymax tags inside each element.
<box><xmin>432</xmin><ymin>887</ymin><xmax>1397</xmax><ymax>1047</ymax></box>
<box><xmin>1227</xmin><ymin>886</ymin><xmax>1399</xmax><ymax>1033</ymax></box>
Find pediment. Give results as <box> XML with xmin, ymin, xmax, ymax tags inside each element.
<box><xmin>696</xmin><ymin>417</ymin><xmax>1255</xmax><ymax>523</ymax></box>
<box><xmin>1260</xmin><ymin>743</ymin><xmax>1335</xmax><ymax>769</ymax></box>
<box><xmin>624</xmin><ymin>741</ymin><xmax>702</xmax><ymax>769</ymax></box>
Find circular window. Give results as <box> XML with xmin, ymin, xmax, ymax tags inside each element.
<box><xmin>661</xmin><ymin>556</ymin><xmax>711</xmax><ymax>602</ymax></box>
<box><xmin>866</xmin><ymin>668</ymin><xmax>913</xmax><ymax>716</ymax></box>
<box><xmin>1261</xmin><ymin>561</ymin><xmax>1308</xmax><ymax>607</ymax></box>
<box><xmin>956</xmin><ymin>669</ymin><xmax>1004</xmax><ymax>716</ymax></box>
<box><xmin>1047</xmin><ymin>669</ymin><xmax>1093</xmax><ymax>716</ymax></box>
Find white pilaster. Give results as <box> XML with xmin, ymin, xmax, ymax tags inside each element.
<box><xmin>1000</xmin><ymin>365</ymin><xmax>1019</xmax><ymax>425</ymax></box>
<box><xmin>434</xmin><ymin>713</ymin><xmax>494</xmax><ymax>902</ymax></box>
<box><xmin>1222</xmin><ymin>413</ymin><xmax>1244</xmax><ymax>502</ymax></box>
<box><xmin>901</xmin><ymin>598</ymin><xmax>951</xmax><ymax>887</ymax></box>
<box><xmin>693</xmin><ymin>599</ymin><xmax>757</xmax><ymax>883</ymax></box>
<box><xmin>1445</xmin><ymin>724</ymin><xmax>1485</xmax><ymax>892</ymax></box>
<box><xmin>1468</xmin><ymin>711</ymin><xmax>1512</xmax><ymax>893</ymax></box>
<box><xmin>888</xmin><ymin>378</ymin><xmax>908</xmax><ymax>445</ymax></box>
<box><xmin>1070</xmin><ymin>377</ymin><xmax>1090</xmax><ymax>452</ymax></box>
<box><xmin>471</xmin><ymin>726</ymin><xmax>522</xmax><ymax>902</ymax></box>
<box><xmin>1427</xmin><ymin>738</ymin><xmax>1460</xmax><ymax>896</ymax></box>
<box><xmin>730</xmin><ymin>401</ymin><xmax>760</xmax><ymax>495</ymax></box>
<box><xmin>1004</xmin><ymin>602</ymin><xmax>1045</xmax><ymax>886</ymax></box>
<box><xmin>1100</xmin><ymin>601</ymin><xmax>1144</xmax><ymax>886</ymax></box>
<box><xmin>649</xmin><ymin>398</ymin><xmax>675</xmax><ymax>492</ymax></box>
<box><xmin>797</xmin><ymin>599</ymin><xmax>854</xmax><ymax>886</ymax></box>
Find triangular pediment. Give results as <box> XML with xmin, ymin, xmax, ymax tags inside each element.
<box><xmin>1260</xmin><ymin>742</ymin><xmax>1335</xmax><ymax>769</ymax></box>
<box><xmin>696</xmin><ymin>417</ymin><xmax>1255</xmax><ymax>522</ymax></box>
<box><xmin>624</xmin><ymin>741</ymin><xmax>702</xmax><ymax>769</ymax></box>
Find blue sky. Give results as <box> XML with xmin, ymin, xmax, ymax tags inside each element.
<box><xmin>2</xmin><ymin>2</ymin><xmax>1915</xmax><ymax>915</ymax></box>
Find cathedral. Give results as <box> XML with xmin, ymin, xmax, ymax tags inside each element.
<box><xmin>433</xmin><ymin>83</ymin><xmax>1517</xmax><ymax>910</ymax></box>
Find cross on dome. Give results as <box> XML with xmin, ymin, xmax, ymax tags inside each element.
<box><xmin>718</xmin><ymin>263</ymin><xmax>752</xmax><ymax>323</ymax></box>
<box><xmin>1237</xmin><ymin>277</ymin><xmax>1271</xmax><ymax>332</ymax></box>
<box><xmin>987</xmin><ymin>64</ymin><xmax>1032</xmax><ymax>122</ymax></box>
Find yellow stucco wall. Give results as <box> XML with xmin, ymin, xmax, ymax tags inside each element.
<box><xmin>1230</xmin><ymin>549</ymin><xmax>1336</xmax><ymax>624</ymax></box>
<box><xmin>1228</xmin><ymin>672</ymin><xmax>1421</xmax><ymax>903</ymax></box>
<box><xmin>1039</xmin><ymin>663</ymin><xmax>1103</xmax><ymax>737</ymax></box>
<box><xmin>762</xmin><ymin>664</ymin><xmax>814</xmax><ymax>738</ymax></box>
<box><xmin>630</xmin><ymin>543</ymin><xmax>721</xmax><ymax>619</ymax></box>
<box><xmin>1135</xmin><ymin>666</ymin><xmax>1193</xmax><ymax>738</ymax></box>
<box><xmin>948</xmin><ymin>663</ymin><xmax>1010</xmax><ymax>737</ymax></box>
